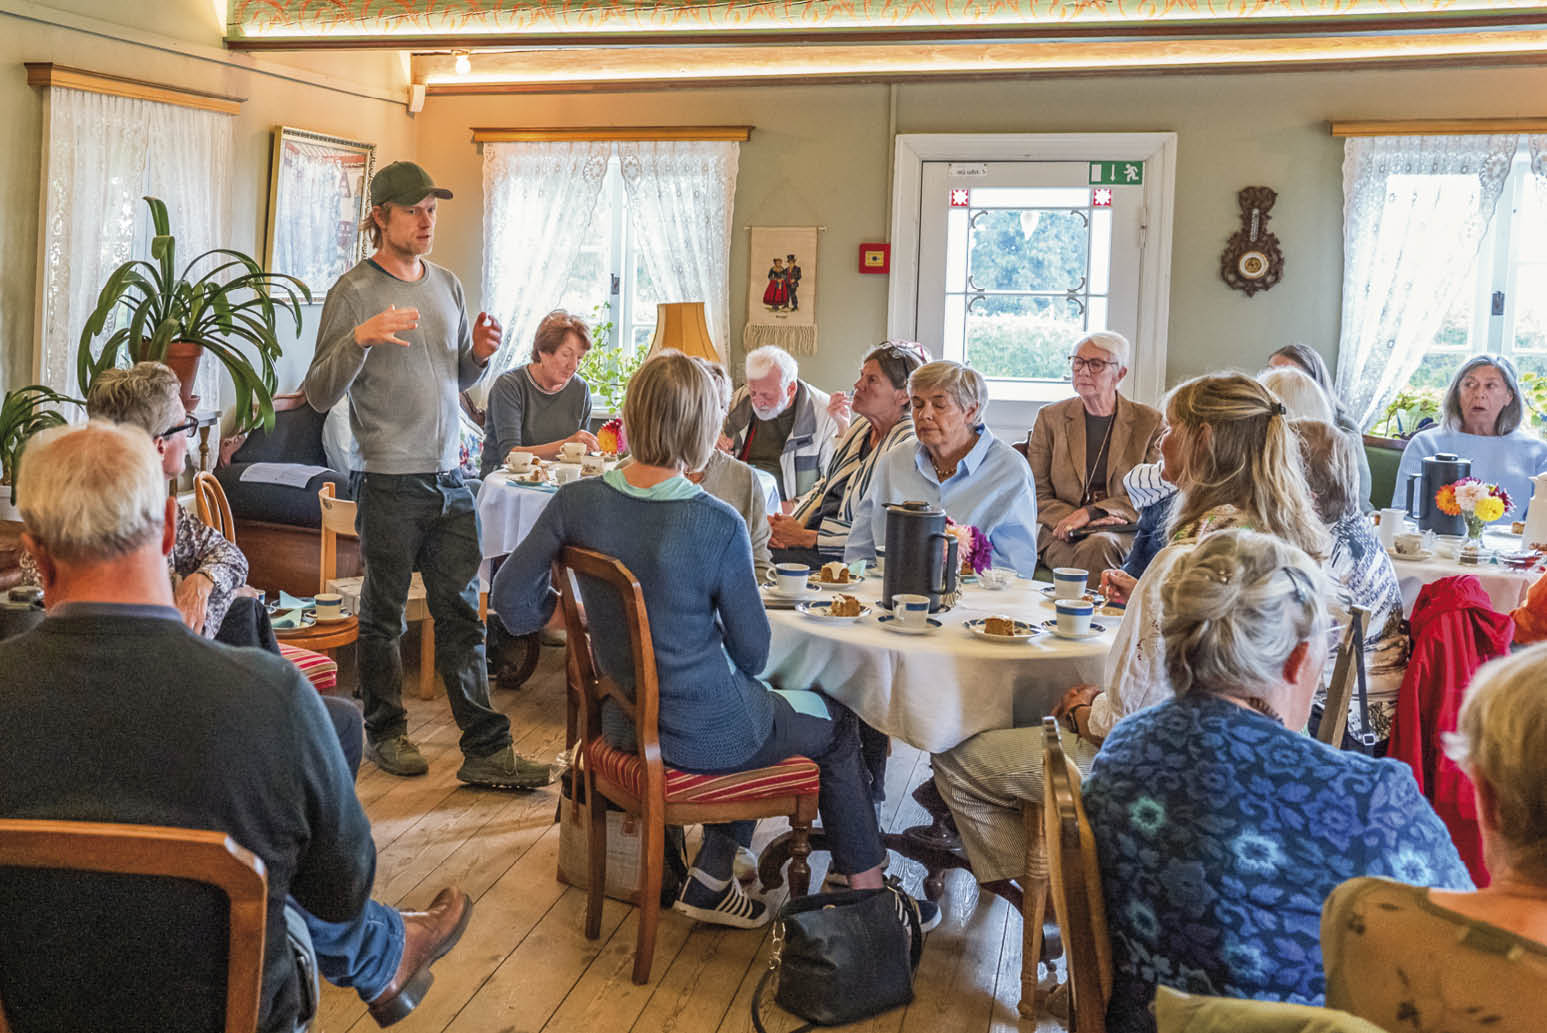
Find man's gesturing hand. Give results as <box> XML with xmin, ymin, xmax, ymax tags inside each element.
<box><xmin>354</xmin><ymin>305</ymin><xmax>419</xmax><ymax>349</ymax></box>
<box><xmin>472</xmin><ymin>312</ymin><xmax>503</xmax><ymax>362</ymax></box>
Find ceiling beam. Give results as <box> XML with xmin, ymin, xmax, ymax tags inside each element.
<box><xmin>470</xmin><ymin>126</ymin><xmax>752</xmax><ymax>142</ymax></box>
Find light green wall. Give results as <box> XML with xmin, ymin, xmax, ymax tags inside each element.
<box><xmin>0</xmin><ymin>0</ymin><xmax>415</xmax><ymax>401</ymax></box>
<box><xmin>418</xmin><ymin>63</ymin><xmax>1547</xmax><ymax>398</ymax></box>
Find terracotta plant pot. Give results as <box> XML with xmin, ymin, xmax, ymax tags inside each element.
<box><xmin>162</xmin><ymin>340</ymin><xmax>204</xmax><ymax>411</ymax></box>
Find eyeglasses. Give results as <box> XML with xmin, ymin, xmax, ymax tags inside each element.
<box><xmin>1068</xmin><ymin>355</ymin><xmax>1118</xmax><ymax>374</ymax></box>
<box><xmin>156</xmin><ymin>416</ymin><xmax>199</xmax><ymax>440</ymax></box>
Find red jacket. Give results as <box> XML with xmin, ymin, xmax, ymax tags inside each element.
<box><xmin>1388</xmin><ymin>575</ymin><xmax>1513</xmax><ymax>886</ymax></box>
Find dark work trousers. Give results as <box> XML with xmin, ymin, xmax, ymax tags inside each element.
<box><xmin>352</xmin><ymin>470</ymin><xmax>511</xmax><ymax>757</ymax></box>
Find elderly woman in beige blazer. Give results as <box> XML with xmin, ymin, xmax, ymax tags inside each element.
<box><xmin>1024</xmin><ymin>331</ymin><xmax>1164</xmax><ymax>578</ymax></box>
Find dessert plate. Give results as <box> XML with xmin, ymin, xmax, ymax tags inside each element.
<box><xmin>796</xmin><ymin>600</ymin><xmax>871</xmax><ymax>621</ymax></box>
<box><xmin>964</xmin><ymin>618</ymin><xmax>1040</xmax><ymax>642</ymax></box>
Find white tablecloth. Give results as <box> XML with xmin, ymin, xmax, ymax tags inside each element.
<box><xmin>476</xmin><ymin>471</ymin><xmax>560</xmax><ymax>585</ymax></box>
<box><xmin>1388</xmin><ymin>528</ymin><xmax>1539</xmax><ymax>616</ymax></box>
<box><xmin>761</xmin><ymin>577</ymin><xmax>1113</xmax><ymax>754</ymax></box>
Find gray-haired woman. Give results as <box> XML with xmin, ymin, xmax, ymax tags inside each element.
<box><xmin>1268</xmin><ymin>343</ymin><xmax>1374</xmax><ymax>511</ymax></box>
<box><xmin>1083</xmin><ymin>528</ymin><xmax>1471</xmax><ymax>1033</ymax></box>
<box><xmin>1392</xmin><ymin>354</ymin><xmax>1547</xmax><ymax>519</ymax></box>
<box><xmin>1323</xmin><ymin>642</ymin><xmax>1547</xmax><ymax>1033</ymax></box>
<box><xmin>845</xmin><ymin>360</ymin><xmax>1040</xmax><ymax>574</ymax></box>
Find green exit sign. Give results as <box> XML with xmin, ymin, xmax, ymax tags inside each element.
<box><xmin>1090</xmin><ymin>161</ymin><xmax>1144</xmax><ymax>185</ymax></box>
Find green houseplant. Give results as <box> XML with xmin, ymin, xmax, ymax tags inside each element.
<box><xmin>576</xmin><ymin>304</ymin><xmax>645</xmax><ymax>415</ymax></box>
<box><xmin>1</xmin><ymin>385</ymin><xmax>80</xmax><ymax>505</ymax></box>
<box><xmin>77</xmin><ymin>196</ymin><xmax>312</xmax><ymax>434</ymax></box>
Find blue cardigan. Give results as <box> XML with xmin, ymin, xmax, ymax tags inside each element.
<box><xmin>490</xmin><ymin>477</ymin><xmax>776</xmax><ymax>771</ymax></box>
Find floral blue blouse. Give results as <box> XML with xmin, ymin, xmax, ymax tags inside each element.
<box><xmin>1082</xmin><ymin>694</ymin><xmax>1472</xmax><ymax>1033</ymax></box>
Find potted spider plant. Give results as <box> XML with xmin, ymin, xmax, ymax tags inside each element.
<box><xmin>1</xmin><ymin>385</ymin><xmax>80</xmax><ymax>507</ymax></box>
<box><xmin>77</xmin><ymin>195</ymin><xmax>312</xmax><ymax>434</ymax></box>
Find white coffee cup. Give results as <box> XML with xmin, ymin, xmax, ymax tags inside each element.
<box><xmin>1053</xmin><ymin>567</ymin><xmax>1088</xmax><ymax>599</ymax></box>
<box><xmin>774</xmin><ymin>562</ymin><xmax>810</xmax><ymax>597</ymax></box>
<box><xmin>1055</xmin><ymin>598</ymin><xmax>1094</xmax><ymax>636</ymax></box>
<box><xmin>315</xmin><ymin>592</ymin><xmax>343</xmax><ymax>620</ymax></box>
<box><xmin>506</xmin><ymin>450</ymin><xmax>535</xmax><ymax>473</ymax></box>
<box><xmin>893</xmin><ymin>593</ymin><xmax>931</xmax><ymax>628</ymax></box>
<box><xmin>1393</xmin><ymin>531</ymin><xmax>1426</xmax><ymax>557</ymax></box>
<box><xmin>554</xmin><ymin>462</ymin><xmax>581</xmax><ymax>485</ymax></box>
<box><xmin>559</xmin><ymin>441</ymin><xmax>586</xmax><ymax>463</ymax></box>
<box><xmin>580</xmin><ymin>454</ymin><xmax>606</xmax><ymax>476</ymax></box>
<box><xmin>1377</xmin><ymin>508</ymin><xmax>1407</xmax><ymax>550</ymax></box>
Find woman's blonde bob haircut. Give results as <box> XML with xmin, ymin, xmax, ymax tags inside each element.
<box><xmin>1445</xmin><ymin>642</ymin><xmax>1547</xmax><ymax>881</ymax></box>
<box><xmin>622</xmin><ymin>351</ymin><xmax>719</xmax><ymax>471</ymax></box>
<box><xmin>909</xmin><ymin>360</ymin><xmax>990</xmax><ymax>422</ymax></box>
<box><xmin>1165</xmin><ymin>372</ymin><xmax>1331</xmax><ymax>562</ymax></box>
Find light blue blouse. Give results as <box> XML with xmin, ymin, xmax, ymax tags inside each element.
<box><xmin>1392</xmin><ymin>426</ymin><xmax>1547</xmax><ymax>520</ymax></box>
<box><xmin>844</xmin><ymin>426</ymin><xmax>1041</xmax><ymax>576</ymax></box>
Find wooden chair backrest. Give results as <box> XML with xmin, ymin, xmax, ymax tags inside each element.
<box><xmin>194</xmin><ymin>472</ymin><xmax>237</xmax><ymax>543</ymax></box>
<box><xmin>556</xmin><ymin>546</ymin><xmax>665</xmax><ymax>807</ymax></box>
<box><xmin>317</xmin><ymin>482</ymin><xmax>359</xmax><ymax>592</ymax></box>
<box><xmin>1042</xmin><ymin>717</ymin><xmax>1112</xmax><ymax>1032</ymax></box>
<box><xmin>1317</xmin><ymin>605</ymin><xmax>1370</xmax><ymax>748</ymax></box>
<box><xmin>0</xmin><ymin>819</ymin><xmax>268</xmax><ymax>1033</ymax></box>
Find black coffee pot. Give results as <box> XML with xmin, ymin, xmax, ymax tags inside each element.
<box><xmin>1405</xmin><ymin>452</ymin><xmax>1471</xmax><ymax>535</ymax></box>
<box><xmin>0</xmin><ymin>586</ymin><xmax>45</xmax><ymax>641</ymax></box>
<box><xmin>881</xmin><ymin>500</ymin><xmax>959</xmax><ymax>613</ymax></box>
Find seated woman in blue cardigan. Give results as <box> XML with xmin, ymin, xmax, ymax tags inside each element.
<box><xmin>492</xmin><ymin>351</ymin><xmax>937</xmax><ymax>931</ymax></box>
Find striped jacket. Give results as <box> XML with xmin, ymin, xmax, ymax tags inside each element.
<box><xmin>723</xmin><ymin>379</ymin><xmax>839</xmax><ymax>501</ymax></box>
<box><xmin>790</xmin><ymin>415</ymin><xmax>917</xmax><ymax>560</ymax></box>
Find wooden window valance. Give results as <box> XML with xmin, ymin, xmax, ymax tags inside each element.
<box><xmin>469</xmin><ymin>126</ymin><xmax>752</xmax><ymax>143</ymax></box>
<box><xmin>1331</xmin><ymin>118</ymin><xmax>1547</xmax><ymax>137</ymax></box>
<box><xmin>25</xmin><ymin>64</ymin><xmax>245</xmax><ymax>116</ymax></box>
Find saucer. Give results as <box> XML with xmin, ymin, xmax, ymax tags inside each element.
<box><xmin>761</xmin><ymin>584</ymin><xmax>816</xmax><ymax>607</ymax></box>
<box><xmin>1039</xmin><ymin>618</ymin><xmax>1108</xmax><ymax>640</ymax></box>
<box><xmin>796</xmin><ymin>600</ymin><xmax>871</xmax><ymax>621</ymax></box>
<box><xmin>876</xmin><ymin>614</ymin><xmax>942</xmax><ymax>635</ymax></box>
<box><xmin>964</xmin><ymin>618</ymin><xmax>1040</xmax><ymax>642</ymax></box>
<box><xmin>314</xmin><ymin>609</ymin><xmax>354</xmax><ymax>623</ymax></box>
<box><xmin>810</xmin><ymin>572</ymin><xmax>868</xmax><ymax>588</ymax></box>
<box><xmin>1385</xmin><ymin>547</ymin><xmax>1434</xmax><ymax>562</ymax></box>
<box><xmin>1041</xmin><ymin>592</ymin><xmax>1105</xmax><ymax>609</ymax></box>
<box><xmin>272</xmin><ymin>612</ymin><xmax>317</xmax><ymax>630</ymax></box>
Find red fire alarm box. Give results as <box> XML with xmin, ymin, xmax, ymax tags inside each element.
<box><xmin>858</xmin><ymin>243</ymin><xmax>890</xmax><ymax>274</ymax></box>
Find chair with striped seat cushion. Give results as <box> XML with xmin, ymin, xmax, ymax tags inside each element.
<box><xmin>278</xmin><ymin>642</ymin><xmax>338</xmax><ymax>693</ymax></box>
<box><xmin>558</xmin><ymin>545</ymin><xmax>819</xmax><ymax>986</ymax></box>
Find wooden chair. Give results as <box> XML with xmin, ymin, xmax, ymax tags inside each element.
<box><xmin>194</xmin><ymin>471</ymin><xmax>237</xmax><ymax>543</ymax></box>
<box><xmin>557</xmin><ymin>545</ymin><xmax>820</xmax><ymax>985</ymax></box>
<box><xmin>1317</xmin><ymin>605</ymin><xmax>1371</xmax><ymax>748</ymax></box>
<box><xmin>1042</xmin><ymin>717</ymin><xmax>1112</xmax><ymax>1033</ymax></box>
<box><xmin>318</xmin><ymin>483</ymin><xmax>436</xmax><ymax>700</ymax></box>
<box><xmin>0</xmin><ymin>819</ymin><xmax>267</xmax><ymax>1033</ymax></box>
<box><xmin>1018</xmin><ymin>799</ymin><xmax>1051</xmax><ymax>1020</ymax></box>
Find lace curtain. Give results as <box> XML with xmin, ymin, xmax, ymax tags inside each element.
<box><xmin>38</xmin><ymin>88</ymin><xmax>232</xmax><ymax>405</ymax></box>
<box><xmin>1334</xmin><ymin>134</ymin><xmax>1517</xmax><ymax>430</ymax></box>
<box><xmin>479</xmin><ymin>141</ymin><xmax>611</xmax><ymax>400</ymax></box>
<box><xmin>271</xmin><ymin>137</ymin><xmax>357</xmax><ymax>294</ymax></box>
<box><xmin>618</xmin><ymin>140</ymin><xmax>741</xmax><ymax>362</ymax></box>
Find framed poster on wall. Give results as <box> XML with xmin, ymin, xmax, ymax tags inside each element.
<box><xmin>263</xmin><ymin>126</ymin><xmax>376</xmax><ymax>300</ymax></box>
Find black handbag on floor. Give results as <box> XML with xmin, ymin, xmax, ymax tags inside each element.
<box><xmin>750</xmin><ymin>884</ymin><xmax>925</xmax><ymax>1032</ymax></box>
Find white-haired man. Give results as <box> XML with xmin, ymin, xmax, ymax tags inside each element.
<box><xmin>1024</xmin><ymin>330</ymin><xmax>1164</xmax><ymax>578</ymax></box>
<box><xmin>721</xmin><ymin>345</ymin><xmax>846</xmax><ymax>503</ymax></box>
<box><xmin>0</xmin><ymin>422</ymin><xmax>470</xmax><ymax>1032</ymax></box>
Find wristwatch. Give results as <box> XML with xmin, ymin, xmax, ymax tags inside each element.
<box><xmin>1063</xmin><ymin>702</ymin><xmax>1091</xmax><ymax>734</ymax></box>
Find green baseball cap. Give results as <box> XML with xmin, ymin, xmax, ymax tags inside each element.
<box><xmin>370</xmin><ymin>161</ymin><xmax>453</xmax><ymax>207</ymax></box>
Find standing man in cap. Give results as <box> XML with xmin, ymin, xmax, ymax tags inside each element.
<box><xmin>304</xmin><ymin>161</ymin><xmax>550</xmax><ymax>789</ymax></box>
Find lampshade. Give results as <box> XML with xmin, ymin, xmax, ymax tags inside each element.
<box><xmin>645</xmin><ymin>302</ymin><xmax>720</xmax><ymax>364</ymax></box>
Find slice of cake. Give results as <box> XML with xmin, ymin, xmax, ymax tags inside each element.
<box><xmin>819</xmin><ymin>561</ymin><xmax>851</xmax><ymax>584</ymax></box>
<box><xmin>984</xmin><ymin>615</ymin><xmax>1017</xmax><ymax>636</ymax></box>
<box><xmin>828</xmin><ymin>594</ymin><xmax>862</xmax><ymax>617</ymax></box>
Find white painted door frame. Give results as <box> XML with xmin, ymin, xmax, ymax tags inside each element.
<box><xmin>888</xmin><ymin>132</ymin><xmax>1178</xmax><ymax>408</ymax></box>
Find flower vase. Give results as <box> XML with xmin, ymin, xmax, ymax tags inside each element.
<box><xmin>1459</xmin><ymin>515</ymin><xmax>1487</xmax><ymax>565</ymax></box>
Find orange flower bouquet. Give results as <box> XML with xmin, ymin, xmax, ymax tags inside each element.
<box><xmin>1436</xmin><ymin>477</ymin><xmax>1512</xmax><ymax>542</ymax></box>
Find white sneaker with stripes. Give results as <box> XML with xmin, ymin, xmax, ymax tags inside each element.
<box><xmin>672</xmin><ymin>867</ymin><xmax>770</xmax><ymax>929</ymax></box>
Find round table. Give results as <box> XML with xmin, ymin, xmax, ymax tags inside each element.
<box><xmin>761</xmin><ymin>576</ymin><xmax>1115</xmax><ymax>755</ymax></box>
<box><xmin>1387</xmin><ymin>528</ymin><xmax>1541</xmax><ymax>616</ymax></box>
<box><xmin>477</xmin><ymin>471</ymin><xmax>560</xmax><ymax>584</ymax></box>
<box><xmin>273</xmin><ymin>614</ymin><xmax>359</xmax><ymax>654</ymax></box>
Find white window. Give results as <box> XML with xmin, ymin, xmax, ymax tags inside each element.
<box><xmin>1403</xmin><ymin>148</ymin><xmax>1547</xmax><ymax>394</ymax></box>
<box><xmin>551</xmin><ymin>157</ymin><xmax>662</xmax><ymax>357</ymax></box>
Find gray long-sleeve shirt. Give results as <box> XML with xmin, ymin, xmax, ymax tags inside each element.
<box><xmin>303</xmin><ymin>259</ymin><xmax>487</xmax><ymax>474</ymax></box>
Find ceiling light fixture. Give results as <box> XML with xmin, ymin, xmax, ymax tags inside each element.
<box><xmin>453</xmin><ymin>50</ymin><xmax>472</xmax><ymax>75</ymax></box>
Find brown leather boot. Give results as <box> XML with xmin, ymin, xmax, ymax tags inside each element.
<box><xmin>366</xmin><ymin>887</ymin><xmax>473</xmax><ymax>1026</ymax></box>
